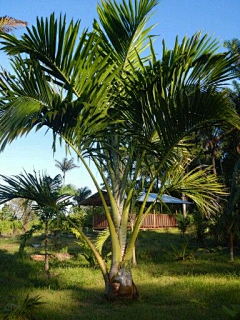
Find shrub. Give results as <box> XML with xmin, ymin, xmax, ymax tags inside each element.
<box><xmin>175</xmin><ymin>214</ymin><xmax>193</xmax><ymax>237</ymax></box>
<box><xmin>0</xmin><ymin>220</ymin><xmax>22</xmax><ymax>235</ymax></box>
<box><xmin>167</xmin><ymin>242</ymin><xmax>194</xmax><ymax>261</ymax></box>
<box><xmin>2</xmin><ymin>294</ymin><xmax>44</xmax><ymax>320</ymax></box>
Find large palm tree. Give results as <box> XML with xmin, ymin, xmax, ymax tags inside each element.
<box><xmin>0</xmin><ymin>0</ymin><xmax>239</xmax><ymax>299</ymax></box>
<box><xmin>55</xmin><ymin>157</ymin><xmax>79</xmax><ymax>184</ymax></box>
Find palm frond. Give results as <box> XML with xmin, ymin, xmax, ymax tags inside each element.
<box><xmin>95</xmin><ymin>228</ymin><xmax>110</xmax><ymax>254</ymax></box>
<box><xmin>0</xmin><ymin>16</ymin><xmax>27</xmax><ymax>33</ymax></box>
<box><xmin>96</xmin><ymin>0</ymin><xmax>158</xmax><ymax>71</ymax></box>
<box><xmin>163</xmin><ymin>162</ymin><xmax>227</xmax><ymax>216</ymax></box>
<box><xmin>0</xmin><ymin>171</ymin><xmax>70</xmax><ymax>210</ymax></box>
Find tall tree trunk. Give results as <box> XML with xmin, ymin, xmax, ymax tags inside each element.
<box><xmin>230</xmin><ymin>231</ymin><xmax>234</xmax><ymax>261</ymax></box>
<box><xmin>44</xmin><ymin>220</ymin><xmax>49</xmax><ymax>272</ymax></box>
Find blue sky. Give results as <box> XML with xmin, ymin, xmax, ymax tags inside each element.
<box><xmin>0</xmin><ymin>0</ymin><xmax>239</xmax><ymax>192</ymax></box>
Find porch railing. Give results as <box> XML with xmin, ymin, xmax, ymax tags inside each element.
<box><xmin>93</xmin><ymin>213</ymin><xmax>177</xmax><ymax>230</ymax></box>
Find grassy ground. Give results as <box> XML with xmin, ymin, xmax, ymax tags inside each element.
<box><xmin>0</xmin><ymin>229</ymin><xmax>240</xmax><ymax>320</ymax></box>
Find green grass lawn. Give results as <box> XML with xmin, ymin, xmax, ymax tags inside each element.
<box><xmin>0</xmin><ymin>230</ymin><xmax>240</xmax><ymax>320</ymax></box>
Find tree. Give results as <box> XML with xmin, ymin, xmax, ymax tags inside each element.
<box><xmin>8</xmin><ymin>199</ymin><xmax>34</xmax><ymax>231</ymax></box>
<box><xmin>225</xmin><ymin>157</ymin><xmax>240</xmax><ymax>260</ymax></box>
<box><xmin>224</xmin><ymin>38</ymin><xmax>240</xmax><ymax>77</ymax></box>
<box><xmin>0</xmin><ymin>172</ymin><xmax>70</xmax><ymax>272</ymax></box>
<box><xmin>55</xmin><ymin>157</ymin><xmax>79</xmax><ymax>184</ymax></box>
<box><xmin>0</xmin><ymin>0</ymin><xmax>239</xmax><ymax>299</ymax></box>
<box><xmin>0</xmin><ymin>16</ymin><xmax>27</xmax><ymax>33</ymax></box>
<box><xmin>74</xmin><ymin>187</ymin><xmax>92</xmax><ymax>207</ymax></box>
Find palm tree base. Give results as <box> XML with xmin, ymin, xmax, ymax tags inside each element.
<box><xmin>105</xmin><ymin>268</ymin><xmax>139</xmax><ymax>300</ymax></box>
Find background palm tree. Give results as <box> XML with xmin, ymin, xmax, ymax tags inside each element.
<box><xmin>55</xmin><ymin>157</ymin><xmax>79</xmax><ymax>184</ymax></box>
<box><xmin>74</xmin><ymin>187</ymin><xmax>92</xmax><ymax>207</ymax></box>
<box><xmin>0</xmin><ymin>171</ymin><xmax>71</xmax><ymax>272</ymax></box>
<box><xmin>0</xmin><ymin>16</ymin><xmax>27</xmax><ymax>33</ymax></box>
<box><xmin>224</xmin><ymin>38</ymin><xmax>240</xmax><ymax>77</ymax></box>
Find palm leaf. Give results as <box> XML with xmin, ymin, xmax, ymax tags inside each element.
<box><xmin>0</xmin><ymin>16</ymin><xmax>27</xmax><ymax>33</ymax></box>
<box><xmin>163</xmin><ymin>161</ymin><xmax>227</xmax><ymax>216</ymax></box>
<box><xmin>95</xmin><ymin>0</ymin><xmax>158</xmax><ymax>71</ymax></box>
<box><xmin>95</xmin><ymin>228</ymin><xmax>110</xmax><ymax>254</ymax></box>
<box><xmin>0</xmin><ymin>171</ymin><xmax>70</xmax><ymax>210</ymax></box>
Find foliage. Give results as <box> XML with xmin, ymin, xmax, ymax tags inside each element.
<box><xmin>72</xmin><ymin>227</ymin><xmax>111</xmax><ymax>267</ymax></box>
<box><xmin>19</xmin><ymin>224</ymin><xmax>43</xmax><ymax>257</ymax></box>
<box><xmin>0</xmin><ymin>171</ymin><xmax>72</xmax><ymax>272</ymax></box>
<box><xmin>53</xmin><ymin>207</ymin><xmax>91</xmax><ymax>231</ymax></box>
<box><xmin>191</xmin><ymin>210</ymin><xmax>210</xmax><ymax>243</ymax></box>
<box><xmin>0</xmin><ymin>16</ymin><xmax>27</xmax><ymax>33</ymax></box>
<box><xmin>224</xmin><ymin>38</ymin><xmax>240</xmax><ymax>77</ymax></box>
<box><xmin>0</xmin><ymin>219</ymin><xmax>22</xmax><ymax>235</ymax></box>
<box><xmin>0</xmin><ymin>0</ymin><xmax>239</xmax><ymax>298</ymax></box>
<box><xmin>72</xmin><ymin>228</ymin><xmax>98</xmax><ymax>268</ymax></box>
<box><xmin>175</xmin><ymin>213</ymin><xmax>193</xmax><ymax>236</ymax></box>
<box><xmin>8</xmin><ymin>199</ymin><xmax>35</xmax><ymax>231</ymax></box>
<box><xmin>95</xmin><ymin>228</ymin><xmax>110</xmax><ymax>255</ymax></box>
<box><xmin>2</xmin><ymin>294</ymin><xmax>43</xmax><ymax>320</ymax></box>
<box><xmin>222</xmin><ymin>305</ymin><xmax>240</xmax><ymax>319</ymax></box>
<box><xmin>0</xmin><ymin>204</ymin><xmax>15</xmax><ymax>220</ymax></box>
<box><xmin>168</xmin><ymin>242</ymin><xmax>194</xmax><ymax>261</ymax></box>
<box><xmin>55</xmin><ymin>158</ymin><xmax>79</xmax><ymax>184</ymax></box>
<box><xmin>73</xmin><ymin>187</ymin><xmax>92</xmax><ymax>207</ymax></box>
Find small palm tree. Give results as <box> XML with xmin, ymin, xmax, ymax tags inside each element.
<box><xmin>55</xmin><ymin>157</ymin><xmax>79</xmax><ymax>184</ymax></box>
<box><xmin>0</xmin><ymin>171</ymin><xmax>71</xmax><ymax>272</ymax></box>
<box><xmin>0</xmin><ymin>16</ymin><xmax>27</xmax><ymax>33</ymax></box>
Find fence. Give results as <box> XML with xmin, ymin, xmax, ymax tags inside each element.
<box><xmin>93</xmin><ymin>213</ymin><xmax>177</xmax><ymax>230</ymax></box>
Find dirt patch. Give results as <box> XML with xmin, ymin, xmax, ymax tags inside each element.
<box><xmin>53</xmin><ymin>253</ymin><xmax>73</xmax><ymax>261</ymax></box>
<box><xmin>30</xmin><ymin>254</ymin><xmax>45</xmax><ymax>261</ymax></box>
<box><xmin>30</xmin><ymin>253</ymin><xmax>73</xmax><ymax>262</ymax></box>
<box><xmin>0</xmin><ymin>244</ymin><xmax>17</xmax><ymax>250</ymax></box>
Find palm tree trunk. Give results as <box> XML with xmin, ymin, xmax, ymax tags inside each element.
<box><xmin>182</xmin><ymin>193</ymin><xmax>187</xmax><ymax>218</ymax></box>
<box><xmin>44</xmin><ymin>220</ymin><xmax>49</xmax><ymax>272</ymax></box>
<box><xmin>230</xmin><ymin>231</ymin><xmax>234</xmax><ymax>261</ymax></box>
<box><xmin>105</xmin><ymin>267</ymin><xmax>139</xmax><ymax>300</ymax></box>
<box><xmin>212</xmin><ymin>155</ymin><xmax>217</xmax><ymax>175</ymax></box>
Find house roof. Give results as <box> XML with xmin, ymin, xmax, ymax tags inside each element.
<box><xmin>79</xmin><ymin>191</ymin><xmax>192</xmax><ymax>206</ymax></box>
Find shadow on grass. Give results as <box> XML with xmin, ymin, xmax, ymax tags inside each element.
<box><xmin>136</xmin><ymin>230</ymin><xmax>240</xmax><ymax>278</ymax></box>
<box><xmin>33</xmin><ymin>282</ymin><xmax>239</xmax><ymax>320</ymax></box>
<box><xmin>0</xmin><ymin>232</ymin><xmax>238</xmax><ymax>320</ymax></box>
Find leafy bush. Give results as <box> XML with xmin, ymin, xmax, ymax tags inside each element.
<box><xmin>191</xmin><ymin>210</ymin><xmax>210</xmax><ymax>243</ymax></box>
<box><xmin>0</xmin><ymin>220</ymin><xmax>22</xmax><ymax>235</ymax></box>
<box><xmin>167</xmin><ymin>242</ymin><xmax>194</xmax><ymax>261</ymax></box>
<box><xmin>19</xmin><ymin>224</ymin><xmax>42</xmax><ymax>257</ymax></box>
<box><xmin>175</xmin><ymin>214</ymin><xmax>193</xmax><ymax>236</ymax></box>
<box><xmin>2</xmin><ymin>294</ymin><xmax>43</xmax><ymax>320</ymax></box>
<box><xmin>73</xmin><ymin>228</ymin><xmax>111</xmax><ymax>268</ymax></box>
